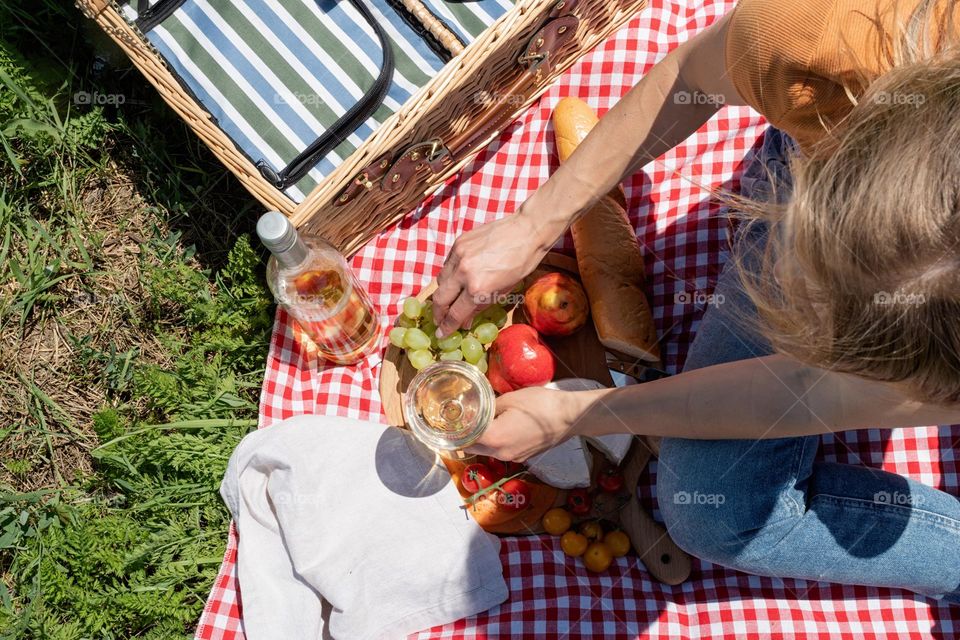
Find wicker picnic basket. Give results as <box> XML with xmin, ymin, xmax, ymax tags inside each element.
<box><xmin>77</xmin><ymin>0</ymin><xmax>646</xmax><ymax>255</ymax></box>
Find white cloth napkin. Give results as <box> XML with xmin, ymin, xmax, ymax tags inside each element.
<box><xmin>220</xmin><ymin>414</ymin><xmax>509</xmax><ymax>640</ymax></box>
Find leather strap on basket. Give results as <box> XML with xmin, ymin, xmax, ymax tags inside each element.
<box><xmin>335</xmin><ymin>0</ymin><xmax>579</xmax><ymax>205</ymax></box>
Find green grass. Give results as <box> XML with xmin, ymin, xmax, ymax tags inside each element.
<box><xmin>0</xmin><ymin>2</ymin><xmax>275</xmax><ymax>637</ymax></box>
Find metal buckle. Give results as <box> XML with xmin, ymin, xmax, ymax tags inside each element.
<box><xmin>426</xmin><ymin>138</ymin><xmax>444</xmax><ymax>161</ymax></box>
<box><xmin>517</xmin><ymin>51</ymin><xmax>547</xmax><ymax>67</ymax></box>
<box><xmin>425</xmin><ymin>138</ymin><xmax>451</xmax><ymax>169</ymax></box>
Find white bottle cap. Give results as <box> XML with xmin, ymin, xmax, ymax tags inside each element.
<box><xmin>256</xmin><ymin>211</ymin><xmax>298</xmax><ymax>254</ymax></box>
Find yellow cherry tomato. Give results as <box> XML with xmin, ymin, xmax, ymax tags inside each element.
<box><xmin>583</xmin><ymin>542</ymin><xmax>614</xmax><ymax>572</ymax></box>
<box><xmin>560</xmin><ymin>531</ymin><xmax>589</xmax><ymax>558</ymax></box>
<box><xmin>542</xmin><ymin>508</ymin><xmax>572</xmax><ymax>536</ymax></box>
<box><xmin>604</xmin><ymin>530</ymin><xmax>631</xmax><ymax>557</ymax></box>
<box><xmin>580</xmin><ymin>521</ymin><xmax>603</xmax><ymax>541</ymax></box>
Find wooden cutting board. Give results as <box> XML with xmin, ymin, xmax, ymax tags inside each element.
<box><xmin>380</xmin><ymin>252</ymin><xmax>612</xmax><ymax>534</ymax></box>
<box><xmin>380</xmin><ymin>252</ymin><xmax>690</xmax><ymax>584</ymax></box>
<box><xmin>377</xmin><ymin>251</ymin><xmax>692</xmax><ymax>583</ymax></box>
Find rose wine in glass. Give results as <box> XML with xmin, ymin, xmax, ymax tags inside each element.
<box><xmin>257</xmin><ymin>212</ymin><xmax>380</xmax><ymax>365</ymax></box>
<box><xmin>404</xmin><ymin>361</ymin><xmax>495</xmax><ymax>458</ymax></box>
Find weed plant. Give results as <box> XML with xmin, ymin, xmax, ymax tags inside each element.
<box><xmin>0</xmin><ymin>2</ymin><xmax>272</xmax><ymax>637</ymax></box>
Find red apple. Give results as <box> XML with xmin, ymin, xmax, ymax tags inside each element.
<box><xmin>486</xmin><ymin>324</ymin><xmax>555</xmax><ymax>393</ymax></box>
<box><xmin>523</xmin><ymin>272</ymin><xmax>589</xmax><ymax>336</ymax></box>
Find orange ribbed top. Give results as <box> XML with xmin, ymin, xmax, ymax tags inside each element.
<box><xmin>725</xmin><ymin>0</ymin><xmax>954</xmax><ymax>151</ymax></box>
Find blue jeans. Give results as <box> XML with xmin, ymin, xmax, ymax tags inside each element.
<box><xmin>657</xmin><ymin>129</ymin><xmax>960</xmax><ymax>603</ymax></box>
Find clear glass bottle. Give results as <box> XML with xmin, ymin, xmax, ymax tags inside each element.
<box><xmin>257</xmin><ymin>211</ymin><xmax>380</xmax><ymax>365</ymax></box>
<box><xmin>404</xmin><ymin>361</ymin><xmax>495</xmax><ymax>458</ymax></box>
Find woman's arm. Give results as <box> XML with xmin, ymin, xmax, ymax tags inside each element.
<box><xmin>519</xmin><ymin>10</ymin><xmax>745</xmax><ymax>243</ymax></box>
<box><xmin>432</xmin><ymin>12</ymin><xmax>745</xmax><ymax>336</ymax></box>
<box><xmin>572</xmin><ymin>355</ymin><xmax>960</xmax><ymax>439</ymax></box>
<box><xmin>468</xmin><ymin>355</ymin><xmax>960</xmax><ymax>461</ymax></box>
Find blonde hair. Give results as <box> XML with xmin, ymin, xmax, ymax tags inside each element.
<box><xmin>737</xmin><ymin>0</ymin><xmax>960</xmax><ymax>405</ymax></box>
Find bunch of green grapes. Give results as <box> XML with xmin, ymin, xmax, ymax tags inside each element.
<box><xmin>389</xmin><ymin>298</ymin><xmax>507</xmax><ymax>372</ymax></box>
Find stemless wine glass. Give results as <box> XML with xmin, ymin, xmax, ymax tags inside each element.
<box><xmin>403</xmin><ymin>361</ymin><xmax>495</xmax><ymax>458</ymax></box>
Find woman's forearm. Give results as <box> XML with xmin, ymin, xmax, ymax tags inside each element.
<box><xmin>567</xmin><ymin>355</ymin><xmax>960</xmax><ymax>439</ymax></box>
<box><xmin>521</xmin><ymin>14</ymin><xmax>738</xmax><ymax>250</ymax></box>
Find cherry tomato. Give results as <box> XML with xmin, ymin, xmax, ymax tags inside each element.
<box><xmin>485</xmin><ymin>458</ymin><xmax>507</xmax><ymax>481</ymax></box>
<box><xmin>460</xmin><ymin>463</ymin><xmax>494</xmax><ymax>494</ymax></box>
<box><xmin>497</xmin><ymin>478</ymin><xmax>532</xmax><ymax>511</ymax></box>
<box><xmin>580</xmin><ymin>521</ymin><xmax>603</xmax><ymax>541</ymax></box>
<box><xmin>583</xmin><ymin>541</ymin><xmax>614</xmax><ymax>572</ymax></box>
<box><xmin>597</xmin><ymin>469</ymin><xmax>625</xmax><ymax>493</ymax></box>
<box><xmin>604</xmin><ymin>530</ymin><xmax>631</xmax><ymax>557</ymax></box>
<box><xmin>542</xmin><ymin>508</ymin><xmax>572</xmax><ymax>536</ymax></box>
<box><xmin>485</xmin><ymin>457</ymin><xmax>523</xmax><ymax>481</ymax></box>
<box><xmin>560</xmin><ymin>531</ymin><xmax>589</xmax><ymax>557</ymax></box>
<box><xmin>566</xmin><ymin>488</ymin><xmax>592</xmax><ymax>515</ymax></box>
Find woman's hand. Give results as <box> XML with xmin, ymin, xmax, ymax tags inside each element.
<box><xmin>466</xmin><ymin>386</ymin><xmax>582</xmax><ymax>462</ymax></box>
<box><xmin>432</xmin><ymin>210</ymin><xmax>559</xmax><ymax>337</ymax></box>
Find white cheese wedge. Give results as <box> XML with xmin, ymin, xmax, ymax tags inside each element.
<box><xmin>525</xmin><ymin>436</ymin><xmax>593</xmax><ymax>488</ymax></box>
<box><xmin>584</xmin><ymin>433</ymin><xmax>634</xmax><ymax>465</ymax></box>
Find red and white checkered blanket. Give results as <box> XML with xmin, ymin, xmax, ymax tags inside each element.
<box><xmin>195</xmin><ymin>0</ymin><xmax>960</xmax><ymax>637</ymax></box>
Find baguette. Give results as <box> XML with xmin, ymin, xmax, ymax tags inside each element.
<box><xmin>552</xmin><ymin>97</ymin><xmax>660</xmax><ymax>362</ymax></box>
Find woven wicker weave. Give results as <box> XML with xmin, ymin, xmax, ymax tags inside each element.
<box><xmin>78</xmin><ymin>0</ymin><xmax>647</xmax><ymax>255</ymax></box>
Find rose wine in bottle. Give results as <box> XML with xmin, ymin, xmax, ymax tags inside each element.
<box><xmin>256</xmin><ymin>211</ymin><xmax>380</xmax><ymax>365</ymax></box>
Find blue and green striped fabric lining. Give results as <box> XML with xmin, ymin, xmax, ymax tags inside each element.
<box><xmin>122</xmin><ymin>0</ymin><xmax>513</xmax><ymax>202</ymax></box>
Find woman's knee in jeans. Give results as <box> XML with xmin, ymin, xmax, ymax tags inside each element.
<box><xmin>657</xmin><ymin>437</ymin><xmax>806</xmax><ymax>570</ymax></box>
